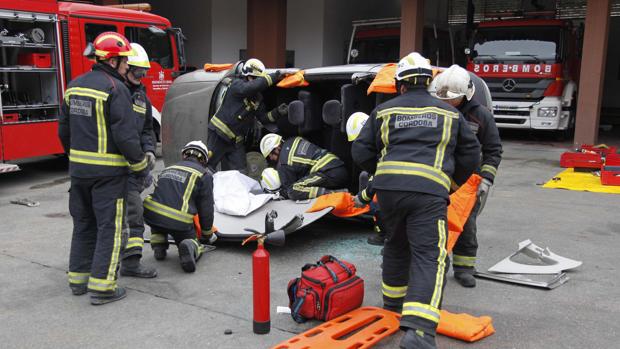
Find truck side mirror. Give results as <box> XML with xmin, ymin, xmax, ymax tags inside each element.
<box><xmin>322</xmin><ymin>100</ymin><xmax>342</xmax><ymax>126</ymax></box>
<box><xmin>288</xmin><ymin>100</ymin><xmax>304</xmax><ymax>126</ymax></box>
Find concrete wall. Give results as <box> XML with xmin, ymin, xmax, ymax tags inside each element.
<box><xmin>287</xmin><ymin>0</ymin><xmax>325</xmax><ymax>68</ymax></box>
<box><xmin>211</xmin><ymin>0</ymin><xmax>247</xmax><ymax>64</ymax></box>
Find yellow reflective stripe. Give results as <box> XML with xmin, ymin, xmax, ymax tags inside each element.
<box><xmin>430</xmin><ymin>219</ymin><xmax>447</xmax><ymax>309</ymax></box>
<box><xmin>379</xmin><ymin>115</ymin><xmax>390</xmax><ymax>161</ymax></box>
<box><xmin>376</xmin><ymin>161</ymin><xmax>451</xmax><ymax>191</ymax></box>
<box><xmin>434</xmin><ymin>115</ymin><xmax>452</xmax><ymax>169</ymax></box>
<box><xmin>150</xmin><ymin>233</ymin><xmax>167</xmax><ymax>244</ymax></box>
<box><xmin>263</xmin><ymin>74</ymin><xmax>273</xmax><ymax>86</ymax></box>
<box><xmin>94</xmin><ymin>99</ymin><xmax>106</xmax><ymax>153</ymax></box>
<box><xmin>402</xmin><ymin>302</ymin><xmax>440</xmax><ymax>323</ymax></box>
<box><xmin>144</xmin><ymin>197</ymin><xmax>194</xmax><ymax>223</ymax></box>
<box><xmin>267</xmin><ymin>111</ymin><xmax>276</xmax><ymax>122</ymax></box>
<box><xmin>68</xmin><ymin>272</ymin><xmax>90</xmax><ymax>285</ymax></box>
<box><xmin>129</xmin><ymin>157</ymin><xmax>148</xmax><ymax>172</ymax></box>
<box><xmin>292</xmin><ymin>176</ymin><xmax>322</xmax><ymax>198</ymax></box>
<box><xmin>88</xmin><ymin>276</ymin><xmax>116</xmax><ymax>292</ymax></box>
<box><xmin>287</xmin><ymin>137</ymin><xmax>302</xmax><ymax>166</ymax></box>
<box><xmin>376</xmin><ymin>106</ymin><xmax>459</xmax><ymax>120</ymax></box>
<box><xmin>133</xmin><ymin>104</ymin><xmax>147</xmax><ymax>114</ymax></box>
<box><xmin>126</xmin><ymin>237</ymin><xmax>144</xmax><ymax>250</ymax></box>
<box><xmin>210</xmin><ymin>116</ymin><xmax>237</xmax><ymax>140</ymax></box>
<box><xmin>453</xmin><ymin>255</ymin><xmax>476</xmax><ymax>267</ymax></box>
<box><xmin>129</xmin><ymin>60</ymin><xmax>150</xmax><ymax>68</ymax></box>
<box><xmin>310</xmin><ymin>153</ymin><xmax>337</xmax><ymax>173</ymax></box>
<box><xmin>481</xmin><ymin>164</ymin><xmax>497</xmax><ymax>177</ymax></box>
<box><xmin>64</xmin><ymin>87</ymin><xmax>110</xmax><ymax>101</ymax></box>
<box><xmin>382</xmin><ymin>282</ymin><xmax>407</xmax><ymax>298</ymax></box>
<box><xmin>182</xmin><ymin>173</ymin><xmax>199</xmax><ymax>213</ymax></box>
<box><xmin>292</xmin><ymin>156</ymin><xmax>316</xmax><ymax>166</ymax></box>
<box><xmin>361</xmin><ymin>189</ymin><xmax>371</xmax><ymax>202</ymax></box>
<box><xmin>106</xmin><ymin>198</ymin><xmax>124</xmax><ymax>282</ymax></box>
<box><xmin>69</xmin><ymin>149</ymin><xmax>129</xmax><ymax>167</ymax></box>
<box><xmin>169</xmin><ymin>165</ymin><xmax>204</xmax><ymax>177</ymax></box>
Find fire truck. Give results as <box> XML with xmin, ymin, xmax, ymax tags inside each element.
<box><xmin>0</xmin><ymin>0</ymin><xmax>184</xmax><ymax>173</ymax></box>
<box><xmin>466</xmin><ymin>19</ymin><xmax>580</xmax><ymax>132</ymax></box>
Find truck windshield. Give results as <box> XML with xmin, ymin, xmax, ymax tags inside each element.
<box><xmin>125</xmin><ymin>26</ymin><xmax>173</xmax><ymax>68</ymax></box>
<box><xmin>472</xmin><ymin>26</ymin><xmax>561</xmax><ymax>63</ymax></box>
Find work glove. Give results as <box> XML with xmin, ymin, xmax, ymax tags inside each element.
<box><xmin>352</xmin><ymin>195</ymin><xmax>366</xmax><ymax>208</ymax></box>
<box><xmin>274</xmin><ymin>70</ymin><xmax>284</xmax><ymax>82</ymax></box>
<box><xmin>477</xmin><ymin>178</ymin><xmax>492</xmax><ymax>216</ymax></box>
<box><xmin>146</xmin><ymin>151</ymin><xmax>156</xmax><ymax>172</ymax></box>
<box><xmin>277</xmin><ymin>103</ymin><xmax>288</xmax><ymax>116</ymax></box>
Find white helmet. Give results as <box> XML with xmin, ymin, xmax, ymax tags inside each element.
<box><xmin>181</xmin><ymin>140</ymin><xmax>209</xmax><ymax>163</ymax></box>
<box><xmin>261</xmin><ymin>167</ymin><xmax>281</xmax><ymax>193</ymax></box>
<box><xmin>242</xmin><ymin>58</ymin><xmax>266</xmax><ymax>77</ymax></box>
<box><xmin>346</xmin><ymin>112</ymin><xmax>369</xmax><ymax>142</ymax></box>
<box><xmin>260</xmin><ymin>133</ymin><xmax>283</xmax><ymax>158</ymax></box>
<box><xmin>395</xmin><ymin>52</ymin><xmax>432</xmax><ymax>81</ymax></box>
<box><xmin>127</xmin><ymin>43</ymin><xmax>151</xmax><ymax>69</ymax></box>
<box><xmin>431</xmin><ymin>65</ymin><xmax>475</xmax><ymax>101</ymax></box>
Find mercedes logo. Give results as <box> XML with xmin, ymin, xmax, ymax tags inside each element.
<box><xmin>502</xmin><ymin>79</ymin><xmax>517</xmax><ymax>92</ymax></box>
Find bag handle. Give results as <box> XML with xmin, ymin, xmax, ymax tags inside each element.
<box><xmin>317</xmin><ymin>261</ymin><xmax>338</xmax><ymax>283</ymax></box>
<box><xmin>321</xmin><ymin>255</ymin><xmax>353</xmax><ymax>277</ymax></box>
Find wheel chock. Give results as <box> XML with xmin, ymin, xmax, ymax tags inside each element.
<box><xmin>271</xmin><ymin>306</ymin><xmax>401</xmax><ymax>349</ymax></box>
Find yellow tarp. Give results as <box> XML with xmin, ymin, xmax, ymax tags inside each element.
<box><xmin>543</xmin><ymin>168</ymin><xmax>620</xmax><ymax>194</ymax></box>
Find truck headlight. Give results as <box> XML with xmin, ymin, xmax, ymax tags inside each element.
<box><xmin>538</xmin><ymin>107</ymin><xmax>558</xmax><ymax>118</ymax></box>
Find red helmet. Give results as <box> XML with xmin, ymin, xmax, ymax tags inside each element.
<box><xmin>93</xmin><ymin>32</ymin><xmax>135</xmax><ymax>60</ymax></box>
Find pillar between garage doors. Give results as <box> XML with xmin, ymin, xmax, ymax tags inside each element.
<box><xmin>247</xmin><ymin>0</ymin><xmax>287</xmax><ymax>68</ymax></box>
<box><xmin>400</xmin><ymin>0</ymin><xmax>424</xmax><ymax>58</ymax></box>
<box><xmin>574</xmin><ymin>0</ymin><xmax>611</xmax><ymax>146</ymax></box>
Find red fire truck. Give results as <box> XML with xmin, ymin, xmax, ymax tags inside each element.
<box><xmin>466</xmin><ymin>19</ymin><xmax>580</xmax><ymax>132</ymax></box>
<box><xmin>0</xmin><ymin>0</ymin><xmax>184</xmax><ymax>173</ymax></box>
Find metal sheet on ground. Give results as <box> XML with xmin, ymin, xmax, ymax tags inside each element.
<box><xmin>214</xmin><ymin>199</ymin><xmax>333</xmax><ymax>241</ymax></box>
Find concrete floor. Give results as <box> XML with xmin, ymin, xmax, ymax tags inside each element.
<box><xmin>0</xmin><ymin>136</ymin><xmax>619</xmax><ymax>349</ymax></box>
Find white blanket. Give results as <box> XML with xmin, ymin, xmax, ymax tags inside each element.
<box><xmin>213</xmin><ymin>170</ymin><xmax>273</xmax><ymax>216</ymax></box>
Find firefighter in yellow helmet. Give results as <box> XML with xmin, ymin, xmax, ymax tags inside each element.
<box><xmin>352</xmin><ymin>52</ymin><xmax>480</xmax><ymax>348</ymax></box>
<box><xmin>59</xmin><ymin>32</ymin><xmax>150</xmax><ymax>305</ymax></box>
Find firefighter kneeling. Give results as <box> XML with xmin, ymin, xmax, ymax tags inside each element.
<box><xmin>352</xmin><ymin>52</ymin><xmax>480</xmax><ymax>349</ymax></box>
<box><xmin>143</xmin><ymin>141</ymin><xmax>216</xmax><ymax>273</ymax></box>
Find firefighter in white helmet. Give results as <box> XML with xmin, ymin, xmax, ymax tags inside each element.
<box><xmin>260</xmin><ymin>133</ymin><xmax>348</xmax><ymax>200</ymax></box>
<box><xmin>352</xmin><ymin>52</ymin><xmax>480</xmax><ymax>349</ymax></box>
<box><xmin>118</xmin><ymin>43</ymin><xmax>158</xmax><ymax>279</ymax></box>
<box><xmin>143</xmin><ymin>141</ymin><xmax>217</xmax><ymax>273</ymax></box>
<box><xmin>207</xmin><ymin>58</ymin><xmax>287</xmax><ymax>172</ymax></box>
<box><xmin>432</xmin><ymin>64</ymin><xmax>502</xmax><ymax>288</ymax></box>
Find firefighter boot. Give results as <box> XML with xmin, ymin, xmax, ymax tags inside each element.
<box><xmin>367</xmin><ymin>220</ymin><xmax>386</xmax><ymax>246</ymax></box>
<box><xmin>90</xmin><ymin>287</ymin><xmax>127</xmax><ymax>306</ymax></box>
<box><xmin>399</xmin><ymin>329</ymin><xmax>436</xmax><ymax>349</ymax></box>
<box><xmin>70</xmin><ymin>285</ymin><xmax>87</xmax><ymax>296</ymax></box>
<box><xmin>454</xmin><ymin>267</ymin><xmax>476</xmax><ymax>288</ymax></box>
<box><xmin>178</xmin><ymin>239</ymin><xmax>203</xmax><ymax>273</ymax></box>
<box><xmin>120</xmin><ymin>255</ymin><xmax>157</xmax><ymax>278</ymax></box>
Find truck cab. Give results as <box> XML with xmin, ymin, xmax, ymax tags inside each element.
<box><xmin>466</xmin><ymin>19</ymin><xmax>580</xmax><ymax>131</ymax></box>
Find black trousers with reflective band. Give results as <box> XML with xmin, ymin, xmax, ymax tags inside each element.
<box><xmin>378</xmin><ymin>190</ymin><xmax>449</xmax><ymax>336</ymax></box>
<box><xmin>147</xmin><ymin>224</ymin><xmax>196</xmax><ymax>248</ymax></box>
<box><xmin>207</xmin><ymin>129</ymin><xmax>247</xmax><ymax>172</ymax></box>
<box><xmin>452</xmin><ymin>196</ymin><xmax>481</xmax><ymax>270</ymax></box>
<box><xmin>122</xmin><ymin>189</ymin><xmax>145</xmax><ymax>259</ymax></box>
<box><xmin>68</xmin><ymin>175</ymin><xmax>127</xmax><ymax>293</ymax></box>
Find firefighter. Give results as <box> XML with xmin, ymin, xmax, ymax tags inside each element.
<box><xmin>143</xmin><ymin>141</ymin><xmax>216</xmax><ymax>273</ymax></box>
<box><xmin>207</xmin><ymin>58</ymin><xmax>286</xmax><ymax>172</ymax></box>
<box><xmin>352</xmin><ymin>52</ymin><xmax>480</xmax><ymax>349</ymax></box>
<box><xmin>59</xmin><ymin>32</ymin><xmax>149</xmax><ymax>305</ymax></box>
<box><xmin>432</xmin><ymin>65</ymin><xmax>502</xmax><ymax>288</ymax></box>
<box><xmin>118</xmin><ymin>43</ymin><xmax>158</xmax><ymax>278</ymax></box>
<box><xmin>259</xmin><ymin>133</ymin><xmax>348</xmax><ymax>200</ymax></box>
<box><xmin>346</xmin><ymin>112</ymin><xmax>387</xmax><ymax>246</ymax></box>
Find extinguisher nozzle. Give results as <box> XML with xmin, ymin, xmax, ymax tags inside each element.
<box><xmin>253</xmin><ymin>320</ymin><xmax>271</xmax><ymax>334</ymax></box>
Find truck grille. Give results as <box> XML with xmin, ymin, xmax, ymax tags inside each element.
<box><xmin>483</xmin><ymin>78</ymin><xmax>553</xmax><ymax>101</ymax></box>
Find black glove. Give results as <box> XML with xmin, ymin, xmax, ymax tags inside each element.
<box><xmin>277</xmin><ymin>103</ymin><xmax>288</xmax><ymax>116</ymax></box>
<box><xmin>274</xmin><ymin>70</ymin><xmax>283</xmax><ymax>81</ymax></box>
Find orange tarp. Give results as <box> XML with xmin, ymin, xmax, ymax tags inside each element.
<box><xmin>277</xmin><ymin>70</ymin><xmax>309</xmax><ymax>88</ymax></box>
<box><xmin>203</xmin><ymin>63</ymin><xmax>234</xmax><ymax>72</ymax></box>
<box><xmin>367</xmin><ymin>64</ymin><xmax>443</xmax><ymax>95</ymax></box>
<box><xmin>306</xmin><ymin>192</ymin><xmax>370</xmax><ymax>217</ymax></box>
<box><xmin>437</xmin><ymin>310</ymin><xmax>495</xmax><ymax>342</ymax></box>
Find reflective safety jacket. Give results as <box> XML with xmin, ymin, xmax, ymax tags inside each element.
<box><xmin>128</xmin><ymin>83</ymin><xmax>155</xmax><ymax>190</ymax></box>
<box><xmin>459</xmin><ymin>99</ymin><xmax>502</xmax><ymax>183</ymax></box>
<box><xmin>58</xmin><ymin>63</ymin><xmax>147</xmax><ymax>178</ymax></box>
<box><xmin>208</xmin><ymin>74</ymin><xmax>282</xmax><ymax>144</ymax></box>
<box><xmin>143</xmin><ymin>160</ymin><xmax>214</xmax><ymax>234</ymax></box>
<box><xmin>352</xmin><ymin>88</ymin><xmax>480</xmax><ymax>199</ymax></box>
<box><xmin>276</xmin><ymin>137</ymin><xmax>345</xmax><ymax>200</ymax></box>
